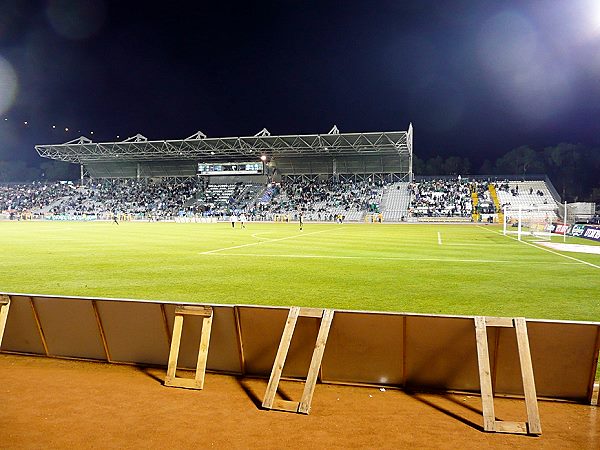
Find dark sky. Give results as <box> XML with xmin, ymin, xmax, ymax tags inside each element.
<box><xmin>1</xmin><ymin>0</ymin><xmax>600</xmax><ymax>166</ymax></box>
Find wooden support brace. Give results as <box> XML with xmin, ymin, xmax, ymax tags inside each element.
<box><xmin>165</xmin><ymin>305</ymin><xmax>213</xmax><ymax>390</ymax></box>
<box><xmin>592</xmin><ymin>383</ymin><xmax>599</xmax><ymax>407</ymax></box>
<box><xmin>0</xmin><ymin>295</ymin><xmax>10</xmax><ymax>347</ymax></box>
<box><xmin>262</xmin><ymin>307</ymin><xmax>334</xmax><ymax>414</ymax></box>
<box><xmin>474</xmin><ymin>316</ymin><xmax>542</xmax><ymax>435</ymax></box>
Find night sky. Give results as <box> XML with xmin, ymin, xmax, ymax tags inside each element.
<box><xmin>1</xmin><ymin>0</ymin><xmax>600</xmax><ymax>167</ymax></box>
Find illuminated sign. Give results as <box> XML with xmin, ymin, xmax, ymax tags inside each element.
<box><xmin>198</xmin><ymin>162</ymin><xmax>263</xmax><ymax>175</ymax></box>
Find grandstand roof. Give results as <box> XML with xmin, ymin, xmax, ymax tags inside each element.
<box><xmin>35</xmin><ymin>125</ymin><xmax>413</xmax><ymax>164</ymax></box>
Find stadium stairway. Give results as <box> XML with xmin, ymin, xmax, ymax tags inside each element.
<box><xmin>39</xmin><ymin>196</ymin><xmax>70</xmax><ymax>214</ymax></box>
<box><xmin>470</xmin><ymin>187</ymin><xmax>479</xmax><ymax>222</ymax></box>
<box><xmin>488</xmin><ymin>183</ymin><xmax>503</xmax><ymax>223</ymax></box>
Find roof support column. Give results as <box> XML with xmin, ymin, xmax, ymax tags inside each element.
<box><xmin>332</xmin><ymin>158</ymin><xmax>338</xmax><ymax>182</ymax></box>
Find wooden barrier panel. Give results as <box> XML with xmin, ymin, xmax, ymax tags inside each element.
<box><xmin>1</xmin><ymin>295</ymin><xmax>47</xmax><ymax>355</ymax></box>
<box><xmin>321</xmin><ymin>311</ymin><xmax>404</xmax><ymax>385</ymax></box>
<box><xmin>94</xmin><ymin>300</ymin><xmax>170</xmax><ymax>365</ymax></box>
<box><xmin>33</xmin><ymin>297</ymin><xmax>106</xmax><ymax>360</ymax></box>
<box><xmin>404</xmin><ymin>316</ymin><xmax>480</xmax><ymax>392</ymax></box>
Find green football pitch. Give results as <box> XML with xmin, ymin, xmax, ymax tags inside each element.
<box><xmin>0</xmin><ymin>221</ymin><xmax>598</xmax><ymax>322</ymax></box>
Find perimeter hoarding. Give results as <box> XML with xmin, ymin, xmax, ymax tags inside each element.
<box><xmin>0</xmin><ymin>293</ymin><xmax>598</xmax><ymax>404</ymax></box>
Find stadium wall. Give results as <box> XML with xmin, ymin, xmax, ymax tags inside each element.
<box><xmin>86</xmin><ymin>160</ymin><xmax>198</xmax><ymax>178</ymax></box>
<box><xmin>273</xmin><ymin>155</ymin><xmax>408</xmax><ymax>176</ymax></box>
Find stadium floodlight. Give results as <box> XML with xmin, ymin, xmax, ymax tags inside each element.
<box><xmin>260</xmin><ymin>155</ymin><xmax>267</xmax><ymax>161</ymax></box>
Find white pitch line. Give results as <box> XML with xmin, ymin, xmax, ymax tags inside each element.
<box><xmin>202</xmin><ymin>252</ymin><xmax>579</xmax><ymax>265</ymax></box>
<box><xmin>200</xmin><ymin>228</ymin><xmax>335</xmax><ymax>255</ymax></box>
<box><xmin>444</xmin><ymin>243</ymin><xmax>497</xmax><ymax>247</ymax></box>
<box><xmin>250</xmin><ymin>231</ymin><xmax>273</xmax><ymax>241</ymax></box>
<box><xmin>477</xmin><ymin>226</ymin><xmax>600</xmax><ymax>270</ymax></box>
<box><xmin>437</xmin><ymin>231</ymin><xmax>442</xmax><ymax>245</ymax></box>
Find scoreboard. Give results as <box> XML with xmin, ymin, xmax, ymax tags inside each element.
<box><xmin>197</xmin><ymin>162</ymin><xmax>263</xmax><ymax>175</ymax></box>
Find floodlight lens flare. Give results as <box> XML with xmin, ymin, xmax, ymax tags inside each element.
<box><xmin>0</xmin><ymin>56</ymin><xmax>18</xmax><ymax>116</ymax></box>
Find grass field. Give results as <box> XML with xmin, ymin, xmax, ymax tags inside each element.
<box><xmin>0</xmin><ymin>221</ymin><xmax>599</xmax><ymax>322</ymax></box>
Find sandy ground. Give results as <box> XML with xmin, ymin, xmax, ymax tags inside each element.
<box><xmin>1</xmin><ymin>354</ymin><xmax>598</xmax><ymax>449</ymax></box>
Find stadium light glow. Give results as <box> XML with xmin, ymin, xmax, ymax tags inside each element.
<box><xmin>260</xmin><ymin>155</ymin><xmax>267</xmax><ymax>161</ymax></box>
<box><xmin>0</xmin><ymin>56</ymin><xmax>18</xmax><ymax>116</ymax></box>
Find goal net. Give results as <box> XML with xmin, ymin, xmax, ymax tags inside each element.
<box><xmin>502</xmin><ymin>206</ymin><xmax>555</xmax><ymax>241</ymax></box>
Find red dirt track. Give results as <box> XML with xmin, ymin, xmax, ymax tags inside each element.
<box><xmin>1</xmin><ymin>354</ymin><xmax>598</xmax><ymax>448</ymax></box>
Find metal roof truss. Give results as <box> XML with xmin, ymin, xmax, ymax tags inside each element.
<box><xmin>35</xmin><ymin>129</ymin><xmax>411</xmax><ymax>164</ymax></box>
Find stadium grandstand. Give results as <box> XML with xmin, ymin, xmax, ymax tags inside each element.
<box><xmin>0</xmin><ymin>124</ymin><xmax>575</xmax><ymax>225</ymax></box>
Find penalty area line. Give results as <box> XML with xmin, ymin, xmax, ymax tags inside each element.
<box><xmin>199</xmin><ymin>228</ymin><xmax>336</xmax><ymax>255</ymax></box>
<box><xmin>476</xmin><ymin>226</ymin><xmax>600</xmax><ymax>270</ymax></box>
<box><xmin>202</xmin><ymin>252</ymin><xmax>578</xmax><ymax>265</ymax></box>
<box><xmin>437</xmin><ymin>231</ymin><xmax>442</xmax><ymax>245</ymax></box>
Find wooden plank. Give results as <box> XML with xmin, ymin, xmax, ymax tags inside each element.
<box><xmin>272</xmin><ymin>399</ymin><xmax>300</xmax><ymax>413</ymax></box>
<box><xmin>491</xmin><ymin>326</ymin><xmax>500</xmax><ymax>394</ymax></box>
<box><xmin>92</xmin><ymin>300</ymin><xmax>111</xmax><ymax>362</ymax></box>
<box><xmin>175</xmin><ymin>305</ymin><xmax>213</xmax><ymax>317</ymax></box>
<box><xmin>160</xmin><ymin>304</ymin><xmax>171</xmax><ymax>347</ymax></box>
<box><xmin>0</xmin><ymin>296</ymin><xmax>10</xmax><ymax>346</ymax></box>
<box><xmin>514</xmin><ymin>318</ymin><xmax>542</xmax><ymax>435</ymax></box>
<box><xmin>194</xmin><ymin>315</ymin><xmax>213</xmax><ymax>389</ymax></box>
<box><xmin>233</xmin><ymin>306</ymin><xmax>246</xmax><ymax>375</ymax></box>
<box><xmin>166</xmin><ymin>377</ymin><xmax>201</xmax><ymax>390</ymax></box>
<box><xmin>298</xmin><ymin>309</ymin><xmax>334</xmax><ymax>414</ymax></box>
<box><xmin>262</xmin><ymin>307</ymin><xmax>300</xmax><ymax>409</ymax></box>
<box><xmin>474</xmin><ymin>317</ymin><xmax>496</xmax><ymax>432</ymax></box>
<box><xmin>495</xmin><ymin>421</ymin><xmax>528</xmax><ymax>434</ymax></box>
<box><xmin>165</xmin><ymin>314</ymin><xmax>184</xmax><ymax>382</ymax></box>
<box><xmin>29</xmin><ymin>298</ymin><xmax>49</xmax><ymax>356</ymax></box>
<box><xmin>485</xmin><ymin>317</ymin><xmax>514</xmax><ymax>328</ymax></box>
<box><xmin>587</xmin><ymin>326</ymin><xmax>600</xmax><ymax>404</ymax></box>
<box><xmin>592</xmin><ymin>383</ymin><xmax>599</xmax><ymax>406</ymax></box>
<box><xmin>401</xmin><ymin>315</ymin><xmax>407</xmax><ymax>388</ymax></box>
<box><xmin>299</xmin><ymin>307</ymin><xmax>324</xmax><ymax>318</ymax></box>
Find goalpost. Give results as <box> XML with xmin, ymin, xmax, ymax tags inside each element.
<box><xmin>502</xmin><ymin>206</ymin><xmax>556</xmax><ymax>241</ymax></box>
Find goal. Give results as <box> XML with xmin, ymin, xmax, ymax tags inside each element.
<box><xmin>502</xmin><ymin>206</ymin><xmax>555</xmax><ymax>241</ymax></box>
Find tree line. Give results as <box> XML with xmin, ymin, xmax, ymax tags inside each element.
<box><xmin>414</xmin><ymin>143</ymin><xmax>600</xmax><ymax>203</ymax></box>
<box><xmin>1</xmin><ymin>142</ymin><xmax>599</xmax><ymax>202</ymax></box>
